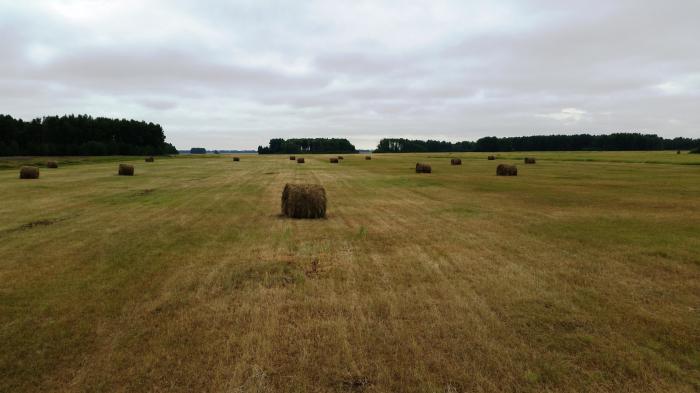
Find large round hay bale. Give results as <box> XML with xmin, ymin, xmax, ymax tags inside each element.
<box><xmin>415</xmin><ymin>163</ymin><xmax>431</xmax><ymax>173</ymax></box>
<box><xmin>233</xmin><ymin>157</ymin><xmax>240</xmax><ymax>162</ymax></box>
<box><xmin>118</xmin><ymin>164</ymin><xmax>134</xmax><ymax>176</ymax></box>
<box><xmin>496</xmin><ymin>164</ymin><xmax>517</xmax><ymax>176</ymax></box>
<box><xmin>289</xmin><ymin>156</ymin><xmax>296</xmax><ymax>160</ymax></box>
<box><xmin>330</xmin><ymin>158</ymin><xmax>339</xmax><ymax>163</ymax></box>
<box><xmin>365</xmin><ymin>156</ymin><xmax>372</xmax><ymax>160</ymax></box>
<box><xmin>451</xmin><ymin>158</ymin><xmax>462</xmax><ymax>165</ymax></box>
<box><xmin>487</xmin><ymin>155</ymin><xmax>495</xmax><ymax>160</ymax></box>
<box><xmin>145</xmin><ymin>157</ymin><xmax>154</xmax><ymax>162</ymax></box>
<box><xmin>297</xmin><ymin>157</ymin><xmax>305</xmax><ymax>163</ymax></box>
<box><xmin>524</xmin><ymin>157</ymin><xmax>536</xmax><ymax>164</ymax></box>
<box><xmin>19</xmin><ymin>166</ymin><xmax>39</xmax><ymax>179</ymax></box>
<box><xmin>46</xmin><ymin>161</ymin><xmax>59</xmax><ymax>168</ymax></box>
<box><xmin>281</xmin><ymin>184</ymin><xmax>326</xmax><ymax>219</ymax></box>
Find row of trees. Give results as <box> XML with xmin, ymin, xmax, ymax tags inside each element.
<box><xmin>375</xmin><ymin>133</ymin><xmax>700</xmax><ymax>153</ymax></box>
<box><xmin>376</xmin><ymin>139</ymin><xmax>476</xmax><ymax>153</ymax></box>
<box><xmin>0</xmin><ymin>114</ymin><xmax>178</xmax><ymax>156</ymax></box>
<box><xmin>258</xmin><ymin>138</ymin><xmax>357</xmax><ymax>154</ymax></box>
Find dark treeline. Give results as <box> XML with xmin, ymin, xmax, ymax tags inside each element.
<box><xmin>376</xmin><ymin>139</ymin><xmax>475</xmax><ymax>153</ymax></box>
<box><xmin>375</xmin><ymin>133</ymin><xmax>700</xmax><ymax>153</ymax></box>
<box><xmin>0</xmin><ymin>114</ymin><xmax>178</xmax><ymax>156</ymax></box>
<box><xmin>258</xmin><ymin>138</ymin><xmax>357</xmax><ymax>154</ymax></box>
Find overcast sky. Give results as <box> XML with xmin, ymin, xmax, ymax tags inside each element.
<box><xmin>1</xmin><ymin>0</ymin><xmax>698</xmax><ymax>149</ymax></box>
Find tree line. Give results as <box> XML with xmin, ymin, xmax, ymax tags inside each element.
<box><xmin>0</xmin><ymin>114</ymin><xmax>178</xmax><ymax>156</ymax></box>
<box><xmin>258</xmin><ymin>138</ymin><xmax>357</xmax><ymax>154</ymax></box>
<box><xmin>375</xmin><ymin>133</ymin><xmax>700</xmax><ymax>153</ymax></box>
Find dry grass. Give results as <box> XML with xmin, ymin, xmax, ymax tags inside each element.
<box><xmin>0</xmin><ymin>152</ymin><xmax>699</xmax><ymax>392</ymax></box>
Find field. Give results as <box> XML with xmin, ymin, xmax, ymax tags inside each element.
<box><xmin>1</xmin><ymin>152</ymin><xmax>699</xmax><ymax>392</ymax></box>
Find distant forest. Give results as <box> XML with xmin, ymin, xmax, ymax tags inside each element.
<box><xmin>258</xmin><ymin>138</ymin><xmax>357</xmax><ymax>154</ymax></box>
<box><xmin>0</xmin><ymin>114</ymin><xmax>178</xmax><ymax>156</ymax></box>
<box><xmin>375</xmin><ymin>133</ymin><xmax>700</xmax><ymax>153</ymax></box>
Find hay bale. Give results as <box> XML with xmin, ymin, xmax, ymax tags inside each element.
<box><xmin>46</xmin><ymin>161</ymin><xmax>58</xmax><ymax>168</ymax></box>
<box><xmin>415</xmin><ymin>163</ymin><xmax>431</xmax><ymax>173</ymax></box>
<box><xmin>524</xmin><ymin>157</ymin><xmax>536</xmax><ymax>164</ymax></box>
<box><xmin>118</xmin><ymin>164</ymin><xmax>134</xmax><ymax>176</ymax></box>
<box><xmin>145</xmin><ymin>157</ymin><xmax>154</xmax><ymax>162</ymax></box>
<box><xmin>297</xmin><ymin>158</ymin><xmax>305</xmax><ymax>163</ymax></box>
<box><xmin>497</xmin><ymin>164</ymin><xmax>517</xmax><ymax>176</ymax></box>
<box><xmin>487</xmin><ymin>155</ymin><xmax>495</xmax><ymax>160</ymax></box>
<box><xmin>233</xmin><ymin>157</ymin><xmax>240</xmax><ymax>162</ymax></box>
<box><xmin>281</xmin><ymin>183</ymin><xmax>326</xmax><ymax>219</ymax></box>
<box><xmin>677</xmin><ymin>150</ymin><xmax>681</xmax><ymax>155</ymax></box>
<box><xmin>289</xmin><ymin>156</ymin><xmax>296</xmax><ymax>160</ymax></box>
<box><xmin>451</xmin><ymin>158</ymin><xmax>462</xmax><ymax>165</ymax></box>
<box><xmin>365</xmin><ymin>156</ymin><xmax>372</xmax><ymax>160</ymax></box>
<box><xmin>330</xmin><ymin>158</ymin><xmax>339</xmax><ymax>163</ymax></box>
<box><xmin>19</xmin><ymin>166</ymin><xmax>39</xmax><ymax>179</ymax></box>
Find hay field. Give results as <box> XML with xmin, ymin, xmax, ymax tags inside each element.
<box><xmin>1</xmin><ymin>152</ymin><xmax>699</xmax><ymax>392</ymax></box>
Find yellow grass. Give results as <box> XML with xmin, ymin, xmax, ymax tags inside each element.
<box><xmin>0</xmin><ymin>152</ymin><xmax>699</xmax><ymax>392</ymax></box>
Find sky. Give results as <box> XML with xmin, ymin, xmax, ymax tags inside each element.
<box><xmin>1</xmin><ymin>0</ymin><xmax>698</xmax><ymax>150</ymax></box>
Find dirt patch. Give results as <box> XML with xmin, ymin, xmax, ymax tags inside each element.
<box><xmin>135</xmin><ymin>189</ymin><xmax>156</xmax><ymax>196</ymax></box>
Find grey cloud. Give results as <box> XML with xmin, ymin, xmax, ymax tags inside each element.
<box><xmin>0</xmin><ymin>0</ymin><xmax>698</xmax><ymax>149</ymax></box>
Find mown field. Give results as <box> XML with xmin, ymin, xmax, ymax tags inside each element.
<box><xmin>1</xmin><ymin>152</ymin><xmax>699</xmax><ymax>392</ymax></box>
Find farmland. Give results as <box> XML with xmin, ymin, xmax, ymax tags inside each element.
<box><xmin>1</xmin><ymin>152</ymin><xmax>699</xmax><ymax>392</ymax></box>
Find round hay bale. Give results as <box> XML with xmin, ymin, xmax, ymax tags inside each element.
<box><xmin>19</xmin><ymin>166</ymin><xmax>39</xmax><ymax>179</ymax></box>
<box><xmin>145</xmin><ymin>157</ymin><xmax>154</xmax><ymax>162</ymax></box>
<box><xmin>524</xmin><ymin>157</ymin><xmax>536</xmax><ymax>164</ymax></box>
<box><xmin>365</xmin><ymin>156</ymin><xmax>372</xmax><ymax>160</ymax></box>
<box><xmin>46</xmin><ymin>161</ymin><xmax>59</xmax><ymax>168</ymax></box>
<box><xmin>118</xmin><ymin>164</ymin><xmax>134</xmax><ymax>176</ymax></box>
<box><xmin>297</xmin><ymin>157</ymin><xmax>305</xmax><ymax>163</ymax></box>
<box><xmin>487</xmin><ymin>155</ymin><xmax>495</xmax><ymax>160</ymax></box>
<box><xmin>281</xmin><ymin>183</ymin><xmax>326</xmax><ymax>219</ymax></box>
<box><xmin>330</xmin><ymin>158</ymin><xmax>339</xmax><ymax>163</ymax></box>
<box><xmin>451</xmin><ymin>158</ymin><xmax>462</xmax><ymax>165</ymax></box>
<box><xmin>233</xmin><ymin>157</ymin><xmax>240</xmax><ymax>162</ymax></box>
<box><xmin>497</xmin><ymin>164</ymin><xmax>517</xmax><ymax>176</ymax></box>
<box><xmin>289</xmin><ymin>156</ymin><xmax>296</xmax><ymax>160</ymax></box>
<box><xmin>415</xmin><ymin>163</ymin><xmax>431</xmax><ymax>173</ymax></box>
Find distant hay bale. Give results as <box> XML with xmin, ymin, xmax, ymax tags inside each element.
<box><xmin>497</xmin><ymin>164</ymin><xmax>517</xmax><ymax>176</ymax></box>
<box><xmin>524</xmin><ymin>157</ymin><xmax>536</xmax><ymax>164</ymax></box>
<box><xmin>46</xmin><ymin>161</ymin><xmax>58</xmax><ymax>168</ymax></box>
<box><xmin>145</xmin><ymin>157</ymin><xmax>154</xmax><ymax>162</ymax></box>
<box><xmin>290</xmin><ymin>156</ymin><xmax>296</xmax><ymax>160</ymax></box>
<box><xmin>330</xmin><ymin>158</ymin><xmax>339</xmax><ymax>163</ymax></box>
<box><xmin>677</xmin><ymin>150</ymin><xmax>681</xmax><ymax>154</ymax></box>
<box><xmin>19</xmin><ymin>166</ymin><xmax>39</xmax><ymax>179</ymax></box>
<box><xmin>233</xmin><ymin>157</ymin><xmax>240</xmax><ymax>162</ymax></box>
<box><xmin>297</xmin><ymin>158</ymin><xmax>305</xmax><ymax>163</ymax></box>
<box><xmin>281</xmin><ymin>183</ymin><xmax>326</xmax><ymax>219</ymax></box>
<box><xmin>118</xmin><ymin>164</ymin><xmax>134</xmax><ymax>176</ymax></box>
<box><xmin>487</xmin><ymin>155</ymin><xmax>495</xmax><ymax>160</ymax></box>
<box><xmin>415</xmin><ymin>163</ymin><xmax>431</xmax><ymax>173</ymax></box>
<box><xmin>451</xmin><ymin>158</ymin><xmax>462</xmax><ymax>165</ymax></box>
<box><xmin>365</xmin><ymin>156</ymin><xmax>372</xmax><ymax>160</ymax></box>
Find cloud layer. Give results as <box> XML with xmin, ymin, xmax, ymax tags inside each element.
<box><xmin>1</xmin><ymin>0</ymin><xmax>698</xmax><ymax>149</ymax></box>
